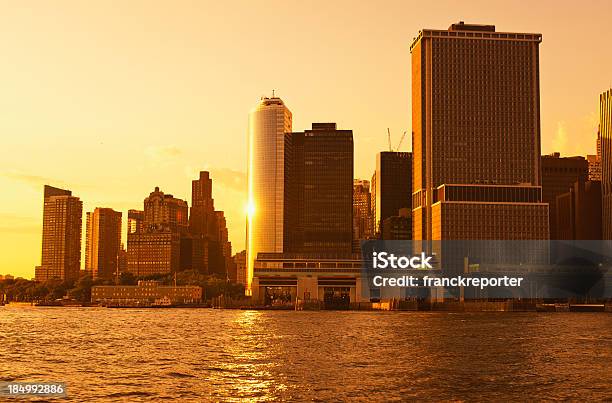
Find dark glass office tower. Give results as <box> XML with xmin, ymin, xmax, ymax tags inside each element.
<box><xmin>374</xmin><ymin>151</ymin><xmax>412</xmax><ymax>237</ymax></box>
<box><xmin>284</xmin><ymin>123</ymin><xmax>353</xmax><ymax>255</ymax></box>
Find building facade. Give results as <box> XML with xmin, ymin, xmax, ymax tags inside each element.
<box><xmin>189</xmin><ymin>171</ymin><xmax>231</xmax><ymax>276</ymax></box>
<box><xmin>352</xmin><ymin>179</ymin><xmax>373</xmax><ymax>246</ymax></box>
<box><xmin>127</xmin><ymin>187</ymin><xmax>188</xmax><ymax>276</ymax></box>
<box><xmin>556</xmin><ymin>180</ymin><xmax>602</xmax><ymax>240</ymax></box>
<box><xmin>233</xmin><ymin>250</ymin><xmax>247</xmax><ymax>287</ymax></box>
<box><xmin>410</xmin><ymin>22</ymin><xmax>548</xmax><ymax>244</ymax></box>
<box><xmin>381</xmin><ymin>208</ymin><xmax>412</xmax><ymax>240</ymax></box>
<box><xmin>374</xmin><ymin>152</ymin><xmax>412</xmax><ymax>237</ymax></box>
<box><xmin>283</xmin><ymin>123</ymin><xmax>353</xmax><ymax>255</ymax></box>
<box><xmin>601</xmin><ymin>89</ymin><xmax>612</xmax><ymax>239</ymax></box>
<box><xmin>127</xmin><ymin>231</ymin><xmax>181</xmax><ymax>276</ymax></box>
<box><xmin>143</xmin><ymin>187</ymin><xmax>188</xmax><ymax>233</ymax></box>
<box><xmin>541</xmin><ymin>153</ymin><xmax>588</xmax><ymax>239</ymax></box>
<box><xmin>251</xmin><ymin>253</ymin><xmax>365</xmax><ymax>306</ymax></box>
<box><xmin>431</xmin><ymin>184</ymin><xmax>549</xmax><ymax>239</ymax></box>
<box><xmin>91</xmin><ymin>281</ymin><xmax>202</xmax><ymax>306</ymax></box>
<box><xmin>587</xmin><ymin>130</ymin><xmax>602</xmax><ymax>181</ymax></box>
<box><xmin>189</xmin><ymin>171</ymin><xmax>215</xmax><ymax>236</ymax></box>
<box><xmin>85</xmin><ymin>207</ymin><xmax>122</xmax><ymax>280</ymax></box>
<box><xmin>127</xmin><ymin>209</ymin><xmax>144</xmax><ymax>234</ymax></box>
<box><xmin>370</xmin><ymin>171</ymin><xmax>377</xmax><ymax>238</ymax></box>
<box><xmin>215</xmin><ymin>211</ymin><xmax>233</xmax><ymax>279</ymax></box>
<box><xmin>246</xmin><ymin>96</ymin><xmax>293</xmax><ymax>292</ymax></box>
<box><xmin>118</xmin><ymin>244</ymin><xmax>127</xmax><ymax>274</ymax></box>
<box><xmin>36</xmin><ymin>185</ymin><xmax>83</xmax><ymax>282</ymax></box>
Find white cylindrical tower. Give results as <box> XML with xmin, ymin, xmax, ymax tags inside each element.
<box><xmin>246</xmin><ymin>96</ymin><xmax>292</xmax><ymax>293</ymax></box>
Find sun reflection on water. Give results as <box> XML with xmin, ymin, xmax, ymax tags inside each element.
<box><xmin>212</xmin><ymin>310</ymin><xmax>288</xmax><ymax>401</ymax></box>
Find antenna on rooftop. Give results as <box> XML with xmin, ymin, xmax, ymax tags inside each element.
<box><xmin>387</xmin><ymin>128</ymin><xmax>408</xmax><ymax>152</ymax></box>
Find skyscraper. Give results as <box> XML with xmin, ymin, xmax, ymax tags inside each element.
<box><xmin>541</xmin><ymin>153</ymin><xmax>588</xmax><ymax>239</ymax></box>
<box><xmin>85</xmin><ymin>208</ymin><xmax>122</xmax><ymax>279</ymax></box>
<box><xmin>246</xmin><ymin>96</ymin><xmax>292</xmax><ymax>292</ymax></box>
<box><xmin>190</xmin><ymin>171</ymin><xmax>217</xmax><ymax>274</ymax></box>
<box><xmin>127</xmin><ymin>187</ymin><xmax>188</xmax><ymax>276</ymax></box>
<box><xmin>143</xmin><ymin>187</ymin><xmax>188</xmax><ymax>233</ymax></box>
<box><xmin>127</xmin><ymin>209</ymin><xmax>144</xmax><ymax>234</ymax></box>
<box><xmin>370</xmin><ymin>171</ymin><xmax>377</xmax><ymax>238</ymax></box>
<box><xmin>411</xmin><ymin>22</ymin><xmax>548</xmax><ymax>242</ymax></box>
<box><xmin>555</xmin><ymin>180</ymin><xmax>602</xmax><ymax>240</ymax></box>
<box><xmin>251</xmin><ymin>124</ymin><xmax>356</xmax><ymax>304</ymax></box>
<box><xmin>601</xmin><ymin>89</ymin><xmax>612</xmax><ymax>239</ymax></box>
<box><xmin>374</xmin><ymin>152</ymin><xmax>412</xmax><ymax>237</ymax></box>
<box><xmin>353</xmin><ymin>179</ymin><xmax>373</xmax><ymax>244</ymax></box>
<box><xmin>587</xmin><ymin>130</ymin><xmax>602</xmax><ymax>181</ymax></box>
<box><xmin>188</xmin><ymin>171</ymin><xmax>232</xmax><ymax>276</ymax></box>
<box><xmin>283</xmin><ymin>123</ymin><xmax>353</xmax><ymax>255</ymax></box>
<box><xmin>35</xmin><ymin>185</ymin><xmax>83</xmax><ymax>282</ymax></box>
<box><xmin>190</xmin><ymin>171</ymin><xmax>215</xmax><ymax>235</ymax></box>
<box><xmin>215</xmin><ymin>211</ymin><xmax>232</xmax><ymax>279</ymax></box>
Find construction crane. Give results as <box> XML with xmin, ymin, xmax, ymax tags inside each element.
<box><xmin>387</xmin><ymin>128</ymin><xmax>407</xmax><ymax>152</ymax></box>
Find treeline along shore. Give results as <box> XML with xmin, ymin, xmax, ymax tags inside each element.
<box><xmin>0</xmin><ymin>270</ymin><xmax>244</xmax><ymax>305</ymax></box>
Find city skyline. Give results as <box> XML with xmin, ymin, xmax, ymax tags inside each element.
<box><xmin>2</xmin><ymin>1</ymin><xmax>612</xmax><ymax>279</ymax></box>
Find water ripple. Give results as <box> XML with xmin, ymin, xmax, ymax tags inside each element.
<box><xmin>0</xmin><ymin>307</ymin><xmax>610</xmax><ymax>401</ymax></box>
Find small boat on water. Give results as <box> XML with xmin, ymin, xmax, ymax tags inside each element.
<box><xmin>153</xmin><ymin>296</ymin><xmax>173</xmax><ymax>307</ymax></box>
<box><xmin>35</xmin><ymin>298</ymin><xmax>82</xmax><ymax>307</ymax></box>
<box><xmin>569</xmin><ymin>304</ymin><xmax>605</xmax><ymax>312</ymax></box>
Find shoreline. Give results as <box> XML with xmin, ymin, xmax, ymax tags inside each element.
<box><xmin>3</xmin><ymin>301</ymin><xmax>611</xmax><ymax>313</ymax></box>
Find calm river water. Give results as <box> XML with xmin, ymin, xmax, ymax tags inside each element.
<box><xmin>1</xmin><ymin>306</ymin><xmax>610</xmax><ymax>401</ymax></box>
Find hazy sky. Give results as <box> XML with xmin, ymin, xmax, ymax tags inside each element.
<box><xmin>2</xmin><ymin>0</ymin><xmax>611</xmax><ymax>278</ymax></box>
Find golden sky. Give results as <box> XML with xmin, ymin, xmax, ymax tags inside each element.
<box><xmin>1</xmin><ymin>0</ymin><xmax>611</xmax><ymax>278</ymax></box>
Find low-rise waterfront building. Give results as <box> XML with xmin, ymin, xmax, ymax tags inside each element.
<box><xmin>91</xmin><ymin>280</ymin><xmax>202</xmax><ymax>306</ymax></box>
<box><xmin>252</xmin><ymin>253</ymin><xmax>366</xmax><ymax>307</ymax></box>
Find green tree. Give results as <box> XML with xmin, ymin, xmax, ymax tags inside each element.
<box><xmin>68</xmin><ymin>274</ymin><xmax>95</xmax><ymax>302</ymax></box>
<box><xmin>119</xmin><ymin>271</ymin><xmax>137</xmax><ymax>285</ymax></box>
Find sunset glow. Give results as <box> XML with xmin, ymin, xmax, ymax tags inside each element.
<box><xmin>1</xmin><ymin>0</ymin><xmax>611</xmax><ymax>279</ymax></box>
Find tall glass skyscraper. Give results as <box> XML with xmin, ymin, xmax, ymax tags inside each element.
<box><xmin>246</xmin><ymin>96</ymin><xmax>292</xmax><ymax>292</ymax></box>
<box><xmin>601</xmin><ymin>89</ymin><xmax>612</xmax><ymax>239</ymax></box>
